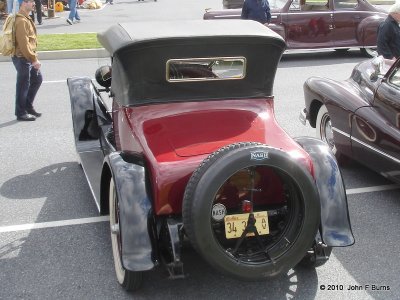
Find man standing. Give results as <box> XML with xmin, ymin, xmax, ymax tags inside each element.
<box><xmin>30</xmin><ymin>0</ymin><xmax>43</xmax><ymax>25</ymax></box>
<box><xmin>66</xmin><ymin>0</ymin><xmax>81</xmax><ymax>25</ymax></box>
<box><xmin>241</xmin><ymin>0</ymin><xmax>271</xmax><ymax>25</ymax></box>
<box><xmin>377</xmin><ymin>2</ymin><xmax>400</xmax><ymax>60</ymax></box>
<box><xmin>12</xmin><ymin>0</ymin><xmax>42</xmax><ymax>121</ymax></box>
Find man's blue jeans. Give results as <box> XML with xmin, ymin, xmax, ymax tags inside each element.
<box><xmin>7</xmin><ymin>0</ymin><xmax>19</xmax><ymax>14</ymax></box>
<box><xmin>12</xmin><ymin>56</ymin><xmax>43</xmax><ymax>117</ymax></box>
<box><xmin>68</xmin><ymin>0</ymin><xmax>80</xmax><ymax>21</ymax></box>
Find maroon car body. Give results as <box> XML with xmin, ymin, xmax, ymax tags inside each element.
<box><xmin>67</xmin><ymin>20</ymin><xmax>353</xmax><ymax>292</ymax></box>
<box><xmin>204</xmin><ymin>0</ymin><xmax>387</xmax><ymax>57</ymax></box>
<box><xmin>302</xmin><ymin>56</ymin><xmax>400</xmax><ymax>183</ymax></box>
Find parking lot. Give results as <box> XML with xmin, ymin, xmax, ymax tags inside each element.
<box><xmin>1</xmin><ymin>1</ymin><xmax>399</xmax><ymax>299</ymax></box>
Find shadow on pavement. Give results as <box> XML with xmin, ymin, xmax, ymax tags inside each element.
<box><xmin>0</xmin><ymin>120</ymin><xmax>18</xmax><ymax>129</ymax></box>
<box><xmin>0</xmin><ymin>162</ymin><xmax>321</xmax><ymax>299</ymax></box>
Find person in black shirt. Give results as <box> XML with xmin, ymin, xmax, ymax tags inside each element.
<box><xmin>241</xmin><ymin>0</ymin><xmax>271</xmax><ymax>25</ymax></box>
<box><xmin>377</xmin><ymin>2</ymin><xmax>400</xmax><ymax>60</ymax></box>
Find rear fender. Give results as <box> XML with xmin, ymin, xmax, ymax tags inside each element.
<box><xmin>294</xmin><ymin>137</ymin><xmax>354</xmax><ymax>247</ymax></box>
<box><xmin>105</xmin><ymin>151</ymin><xmax>156</xmax><ymax>271</ymax></box>
<box><xmin>357</xmin><ymin>16</ymin><xmax>385</xmax><ymax>46</ymax></box>
<box><xmin>268</xmin><ymin>23</ymin><xmax>286</xmax><ymax>40</ymax></box>
<box><xmin>67</xmin><ymin>77</ymin><xmax>113</xmax><ymax>209</ymax></box>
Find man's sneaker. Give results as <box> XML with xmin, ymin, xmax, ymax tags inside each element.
<box><xmin>74</xmin><ymin>19</ymin><xmax>81</xmax><ymax>23</ymax></box>
<box><xmin>26</xmin><ymin>108</ymin><xmax>42</xmax><ymax>117</ymax></box>
<box><xmin>17</xmin><ymin>114</ymin><xmax>36</xmax><ymax>121</ymax></box>
<box><xmin>66</xmin><ymin>18</ymin><xmax>73</xmax><ymax>25</ymax></box>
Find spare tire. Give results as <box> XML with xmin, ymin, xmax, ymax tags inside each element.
<box><xmin>183</xmin><ymin>142</ymin><xmax>320</xmax><ymax>280</ymax></box>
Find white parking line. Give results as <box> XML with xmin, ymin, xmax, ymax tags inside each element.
<box><xmin>0</xmin><ymin>216</ymin><xmax>109</xmax><ymax>233</ymax></box>
<box><xmin>0</xmin><ymin>184</ymin><xmax>399</xmax><ymax>233</ymax></box>
<box><xmin>346</xmin><ymin>184</ymin><xmax>400</xmax><ymax>195</ymax></box>
<box><xmin>43</xmin><ymin>80</ymin><xmax>66</xmax><ymax>84</ymax></box>
<box><xmin>43</xmin><ymin>79</ymin><xmax>95</xmax><ymax>84</ymax></box>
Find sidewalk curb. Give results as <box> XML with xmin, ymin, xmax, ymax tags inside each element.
<box><xmin>370</xmin><ymin>0</ymin><xmax>394</xmax><ymax>3</ymax></box>
<box><xmin>0</xmin><ymin>48</ymin><xmax>109</xmax><ymax>62</ymax></box>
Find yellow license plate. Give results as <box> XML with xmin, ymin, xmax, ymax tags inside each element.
<box><xmin>224</xmin><ymin>212</ymin><xmax>269</xmax><ymax>239</ymax></box>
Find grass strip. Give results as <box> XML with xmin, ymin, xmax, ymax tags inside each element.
<box><xmin>37</xmin><ymin>33</ymin><xmax>102</xmax><ymax>51</ymax></box>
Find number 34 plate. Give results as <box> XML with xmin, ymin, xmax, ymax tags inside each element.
<box><xmin>224</xmin><ymin>212</ymin><xmax>269</xmax><ymax>239</ymax></box>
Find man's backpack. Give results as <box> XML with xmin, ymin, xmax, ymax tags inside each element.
<box><xmin>0</xmin><ymin>14</ymin><xmax>17</xmax><ymax>56</ymax></box>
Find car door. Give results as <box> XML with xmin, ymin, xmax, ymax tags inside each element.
<box><xmin>351</xmin><ymin>61</ymin><xmax>400</xmax><ymax>182</ymax></box>
<box><xmin>332</xmin><ymin>0</ymin><xmax>363</xmax><ymax>47</ymax></box>
<box><xmin>283</xmin><ymin>0</ymin><xmax>334</xmax><ymax>49</ymax></box>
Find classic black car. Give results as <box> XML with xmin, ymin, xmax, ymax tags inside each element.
<box><xmin>205</xmin><ymin>0</ymin><xmax>387</xmax><ymax>57</ymax></box>
<box><xmin>301</xmin><ymin>56</ymin><xmax>400</xmax><ymax>183</ymax></box>
<box><xmin>67</xmin><ymin>20</ymin><xmax>354</xmax><ymax>291</ymax></box>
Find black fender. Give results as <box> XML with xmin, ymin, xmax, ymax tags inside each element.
<box><xmin>105</xmin><ymin>151</ymin><xmax>156</xmax><ymax>271</ymax></box>
<box><xmin>68</xmin><ymin>77</ymin><xmax>101</xmax><ymax>150</ymax></box>
<box><xmin>294</xmin><ymin>137</ymin><xmax>354</xmax><ymax>247</ymax></box>
<box><xmin>67</xmin><ymin>77</ymin><xmax>113</xmax><ymax>210</ymax></box>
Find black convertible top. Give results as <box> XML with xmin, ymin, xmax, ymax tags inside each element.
<box><xmin>97</xmin><ymin>20</ymin><xmax>286</xmax><ymax>106</ymax></box>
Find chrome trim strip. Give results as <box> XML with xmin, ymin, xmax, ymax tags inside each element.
<box><xmin>77</xmin><ymin>149</ymin><xmax>102</xmax><ymax>154</ymax></box>
<box><xmin>332</xmin><ymin>127</ymin><xmax>351</xmax><ymax>138</ymax></box>
<box><xmin>333</xmin><ymin>126</ymin><xmax>400</xmax><ymax>164</ymax></box>
<box><xmin>213</xmin><ymin>15</ymin><xmax>241</xmax><ymax>18</ymax></box>
<box><xmin>351</xmin><ymin>136</ymin><xmax>400</xmax><ymax>165</ymax></box>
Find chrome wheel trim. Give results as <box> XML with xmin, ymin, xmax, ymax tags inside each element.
<box><xmin>109</xmin><ymin>179</ymin><xmax>125</xmax><ymax>284</ymax></box>
<box><xmin>320</xmin><ymin>113</ymin><xmax>335</xmax><ymax>150</ymax></box>
<box><xmin>316</xmin><ymin>105</ymin><xmax>337</xmax><ymax>155</ymax></box>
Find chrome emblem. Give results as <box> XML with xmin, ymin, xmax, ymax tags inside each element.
<box><xmin>212</xmin><ymin>203</ymin><xmax>227</xmax><ymax>221</ymax></box>
<box><xmin>250</xmin><ymin>151</ymin><xmax>269</xmax><ymax>161</ymax></box>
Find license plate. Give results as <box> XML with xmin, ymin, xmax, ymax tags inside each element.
<box><xmin>224</xmin><ymin>211</ymin><xmax>269</xmax><ymax>239</ymax></box>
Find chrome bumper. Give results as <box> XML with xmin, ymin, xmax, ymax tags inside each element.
<box><xmin>299</xmin><ymin>108</ymin><xmax>307</xmax><ymax>126</ymax></box>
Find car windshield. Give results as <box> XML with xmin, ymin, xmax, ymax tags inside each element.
<box><xmin>270</xmin><ymin>0</ymin><xmax>288</xmax><ymax>9</ymax></box>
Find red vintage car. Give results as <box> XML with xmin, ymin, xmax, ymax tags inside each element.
<box><xmin>204</xmin><ymin>0</ymin><xmax>387</xmax><ymax>57</ymax></box>
<box><xmin>301</xmin><ymin>56</ymin><xmax>400</xmax><ymax>183</ymax></box>
<box><xmin>67</xmin><ymin>20</ymin><xmax>353</xmax><ymax>291</ymax></box>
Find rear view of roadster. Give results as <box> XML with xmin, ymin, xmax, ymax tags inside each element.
<box><xmin>67</xmin><ymin>20</ymin><xmax>354</xmax><ymax>291</ymax></box>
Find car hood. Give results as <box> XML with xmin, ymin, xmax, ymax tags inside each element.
<box><xmin>350</xmin><ymin>58</ymin><xmax>394</xmax><ymax>103</ymax></box>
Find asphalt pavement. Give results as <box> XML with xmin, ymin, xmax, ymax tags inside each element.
<box><xmin>1</xmin><ymin>2</ymin><xmax>400</xmax><ymax>299</ymax></box>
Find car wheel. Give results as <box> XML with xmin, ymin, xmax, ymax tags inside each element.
<box><xmin>109</xmin><ymin>178</ymin><xmax>143</xmax><ymax>291</ymax></box>
<box><xmin>360</xmin><ymin>47</ymin><xmax>377</xmax><ymax>58</ymax></box>
<box><xmin>316</xmin><ymin>105</ymin><xmax>339</xmax><ymax>154</ymax></box>
<box><xmin>183</xmin><ymin>143</ymin><xmax>320</xmax><ymax>280</ymax></box>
